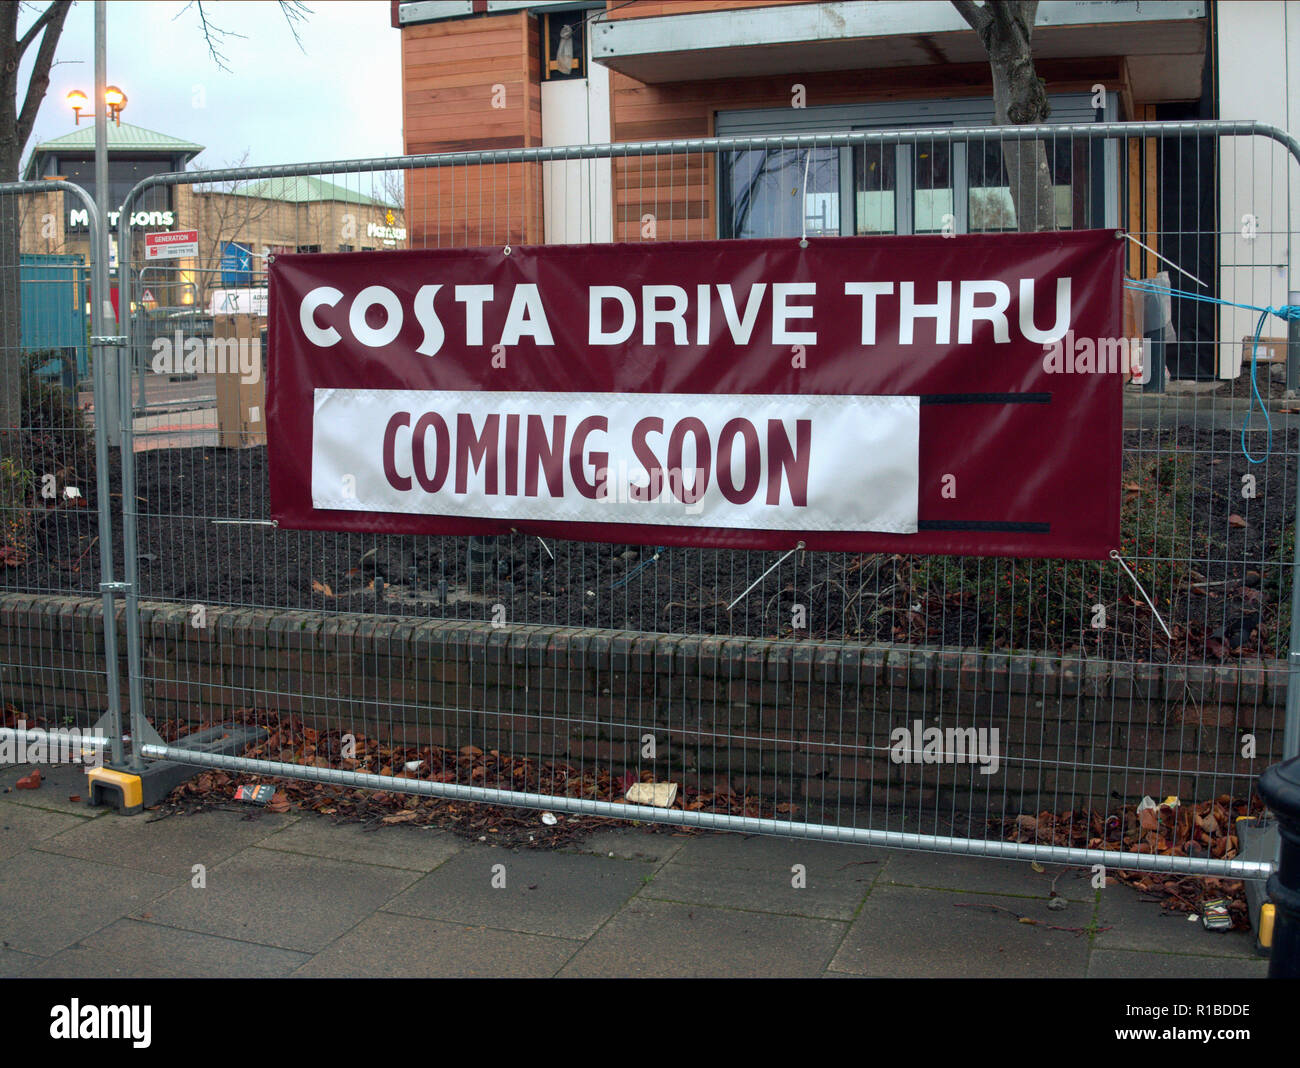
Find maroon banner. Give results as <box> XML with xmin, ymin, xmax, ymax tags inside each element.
<box><xmin>267</xmin><ymin>230</ymin><xmax>1123</xmax><ymax>557</ymax></box>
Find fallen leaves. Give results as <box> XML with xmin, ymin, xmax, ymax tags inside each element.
<box><xmin>158</xmin><ymin>710</ymin><xmax>772</xmax><ymax>849</ymax></box>
<box><xmin>15</xmin><ymin>769</ymin><xmax>41</xmax><ymax>790</ymax></box>
<box><xmin>992</xmin><ymin>793</ymin><xmax>1263</xmax><ymax>929</ymax></box>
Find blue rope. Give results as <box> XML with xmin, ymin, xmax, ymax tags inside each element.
<box><xmin>1122</xmin><ymin>280</ymin><xmax>1300</xmax><ymax>464</ymax></box>
<box><xmin>1242</xmin><ymin>308</ymin><xmax>1274</xmax><ymax>465</ymax></box>
<box><xmin>610</xmin><ymin>546</ymin><xmax>666</xmax><ymax>590</ymax></box>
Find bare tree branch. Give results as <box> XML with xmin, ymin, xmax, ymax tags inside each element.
<box><xmin>178</xmin><ymin>1</ymin><xmax>248</xmax><ymax>73</ymax></box>
<box><xmin>16</xmin><ymin>1</ymin><xmax>71</xmax><ymax>152</ymax></box>
<box><xmin>278</xmin><ymin>1</ymin><xmax>311</xmax><ymax>54</ymax></box>
<box><xmin>15</xmin><ymin>0</ymin><xmax>67</xmax><ymax>58</ymax></box>
<box><xmin>183</xmin><ymin>0</ymin><xmax>311</xmax><ymax>72</ymax></box>
<box><xmin>951</xmin><ymin>0</ymin><xmax>991</xmax><ymax>33</ymax></box>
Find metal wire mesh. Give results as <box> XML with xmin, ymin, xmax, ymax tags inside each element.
<box><xmin>3</xmin><ymin>120</ymin><xmax>1298</xmax><ymax>876</ymax></box>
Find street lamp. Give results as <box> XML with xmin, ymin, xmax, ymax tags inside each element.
<box><xmin>65</xmin><ymin>89</ymin><xmax>87</xmax><ymax>122</ymax></box>
<box><xmin>66</xmin><ymin>84</ymin><xmax>127</xmax><ymax>125</ymax></box>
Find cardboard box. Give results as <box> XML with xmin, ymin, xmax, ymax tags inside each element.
<box><xmin>1241</xmin><ymin>336</ymin><xmax>1289</xmax><ymax>364</ymax></box>
<box><xmin>212</xmin><ymin>314</ymin><xmax>267</xmax><ymax>448</ymax></box>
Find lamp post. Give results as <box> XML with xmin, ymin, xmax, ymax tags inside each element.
<box><xmin>65</xmin><ymin>3</ymin><xmax>125</xmax><ymax>445</ymax></box>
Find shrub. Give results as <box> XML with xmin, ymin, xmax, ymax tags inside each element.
<box><xmin>904</xmin><ymin>453</ymin><xmax>1195</xmax><ymax>654</ymax></box>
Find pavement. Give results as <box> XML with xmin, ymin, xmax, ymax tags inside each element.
<box><xmin>0</xmin><ymin>762</ymin><xmax>1270</xmax><ymax>979</ymax></box>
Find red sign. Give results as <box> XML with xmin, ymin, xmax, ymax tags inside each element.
<box><xmin>267</xmin><ymin>231</ymin><xmax>1123</xmax><ymax>557</ymax></box>
<box><xmin>144</xmin><ymin>229</ymin><xmax>199</xmax><ymax>260</ymax></box>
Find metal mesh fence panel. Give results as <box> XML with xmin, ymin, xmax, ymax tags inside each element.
<box><xmin>4</xmin><ymin>119</ymin><xmax>1293</xmax><ymax>876</ymax></box>
<box><xmin>0</xmin><ymin>178</ymin><xmax>122</xmax><ymax>768</ymax></box>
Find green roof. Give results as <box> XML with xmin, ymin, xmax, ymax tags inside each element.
<box><xmin>31</xmin><ymin>121</ymin><xmax>205</xmax><ymax>155</ymax></box>
<box><xmin>224</xmin><ymin>176</ymin><xmax>395</xmax><ymax>208</ymax></box>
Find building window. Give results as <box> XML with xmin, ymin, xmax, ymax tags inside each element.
<box><xmin>295</xmin><ymin>244</ymin><xmax>321</xmax><ymax>254</ymax></box>
<box><xmin>853</xmin><ymin>144</ymin><xmax>897</xmax><ymax>235</ymax></box>
<box><xmin>541</xmin><ymin>10</ymin><xmax>585</xmax><ymax>80</ymax></box>
<box><xmin>966</xmin><ymin>138</ymin><xmax>1077</xmax><ymax>232</ymax></box>
<box><xmin>716</xmin><ymin>95</ymin><xmax>1116</xmax><ymax>239</ymax></box>
<box><xmin>338</xmin><ymin>244</ymin><xmax>354</xmax><ymax>253</ymax></box>
<box><xmin>721</xmin><ymin>147</ymin><xmax>840</xmax><ymax>240</ymax></box>
<box><xmin>909</xmin><ymin>142</ymin><xmax>953</xmax><ymax>234</ymax></box>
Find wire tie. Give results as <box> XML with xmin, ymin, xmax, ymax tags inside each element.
<box><xmin>727</xmin><ymin>542</ymin><xmax>805</xmax><ymax>613</ymax></box>
<box><xmin>1110</xmin><ymin>549</ymin><xmax>1172</xmax><ymax>640</ymax></box>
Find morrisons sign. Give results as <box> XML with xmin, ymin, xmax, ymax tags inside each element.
<box><xmin>69</xmin><ymin>208</ymin><xmax>176</xmax><ymax>230</ymax></box>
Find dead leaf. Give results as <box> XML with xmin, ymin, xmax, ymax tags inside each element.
<box><xmin>15</xmin><ymin>769</ymin><xmax>41</xmax><ymax>790</ymax></box>
<box><xmin>1228</xmin><ymin>514</ymin><xmax>1248</xmax><ymax>528</ymax></box>
<box><xmin>311</xmin><ymin>579</ymin><xmax>334</xmax><ymax>597</ymax></box>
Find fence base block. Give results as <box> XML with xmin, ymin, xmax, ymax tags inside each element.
<box><xmin>85</xmin><ymin>767</ymin><xmax>144</xmax><ymax>814</ymax></box>
<box><xmin>1237</xmin><ymin>816</ymin><xmax>1277</xmax><ymax>956</ymax></box>
<box><xmin>85</xmin><ymin>724</ymin><xmax>266</xmax><ymax>815</ymax></box>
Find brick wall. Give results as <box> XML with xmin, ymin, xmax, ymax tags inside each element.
<box><xmin>0</xmin><ymin>593</ymin><xmax>1287</xmax><ymax>818</ymax></box>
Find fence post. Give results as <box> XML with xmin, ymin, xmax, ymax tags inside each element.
<box><xmin>1287</xmin><ymin>290</ymin><xmax>1300</xmax><ymax>394</ymax></box>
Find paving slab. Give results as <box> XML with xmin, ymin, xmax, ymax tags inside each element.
<box><xmin>641</xmin><ymin>855</ymin><xmax>873</xmax><ymax>920</ymax></box>
<box><xmin>258</xmin><ymin>816</ymin><xmax>462</xmax><ymax>872</ymax></box>
<box><xmin>878</xmin><ymin>849</ymin><xmax>1097</xmax><ymax>902</ymax></box>
<box><xmin>384</xmin><ymin>847</ymin><xmax>644</xmax><ymax>939</ymax></box>
<box><xmin>563</xmin><ymin>827</ymin><xmax>687</xmax><ymax>864</ymax></box>
<box><xmin>558</xmin><ymin>898</ymin><xmax>846</xmax><ymax>977</ymax></box>
<box><xmin>0</xmin><ymin>849</ymin><xmax>180</xmax><ymax>956</ymax></box>
<box><xmin>1094</xmin><ymin>885</ymin><xmax>1261</xmax><ymax>960</ymax></box>
<box><xmin>1087</xmin><ymin>947</ymin><xmax>1268</xmax><ymax>979</ymax></box>
<box><xmin>39</xmin><ymin>807</ymin><xmax>298</xmax><ymax>877</ymax></box>
<box><xmin>0</xmin><ymin>762</ymin><xmax>101</xmax><ymax>817</ymax></box>
<box><xmin>143</xmin><ymin>846</ymin><xmax>421</xmax><ymax>953</ymax></box>
<box><xmin>297</xmin><ymin>911</ymin><xmax>581</xmax><ymax>977</ymax></box>
<box><xmin>829</xmin><ymin>885</ymin><xmax>1092</xmax><ymax>978</ymax></box>
<box><xmin>0</xmin><ymin>946</ymin><xmax>42</xmax><ymax>977</ymax></box>
<box><xmin>0</xmin><ymin>804</ymin><xmax>92</xmax><ymax>861</ymax></box>
<box><xmin>668</xmin><ymin>830</ymin><xmax>886</xmax><ymax>873</ymax></box>
<box><xmin>26</xmin><ymin>918</ymin><xmax>309</xmax><ymax>978</ymax></box>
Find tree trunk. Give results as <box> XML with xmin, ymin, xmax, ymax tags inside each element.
<box><xmin>0</xmin><ymin>140</ymin><xmax>20</xmax><ymax>461</ymax></box>
<box><xmin>953</xmin><ymin>0</ymin><xmax>1057</xmax><ymax>232</ymax></box>
<box><xmin>0</xmin><ymin>9</ymin><xmax>24</xmax><ymax>460</ymax></box>
<box><xmin>0</xmin><ymin>2</ymin><xmax>72</xmax><ymax>462</ymax></box>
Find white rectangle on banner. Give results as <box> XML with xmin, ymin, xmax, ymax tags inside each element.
<box><xmin>310</xmin><ymin>389</ymin><xmax>919</xmax><ymax>533</ymax></box>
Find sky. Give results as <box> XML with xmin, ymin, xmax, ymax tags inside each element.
<box><xmin>19</xmin><ymin>0</ymin><xmax>403</xmax><ymax>172</ymax></box>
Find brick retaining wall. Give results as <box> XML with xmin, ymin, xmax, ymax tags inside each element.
<box><xmin>0</xmin><ymin>593</ymin><xmax>1288</xmax><ymax>816</ymax></box>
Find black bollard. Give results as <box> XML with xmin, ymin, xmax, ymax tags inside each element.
<box><xmin>1259</xmin><ymin>756</ymin><xmax>1300</xmax><ymax>978</ymax></box>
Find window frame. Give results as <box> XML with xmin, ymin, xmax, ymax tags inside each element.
<box><xmin>715</xmin><ymin>93</ymin><xmax>1119</xmax><ymax>240</ymax></box>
